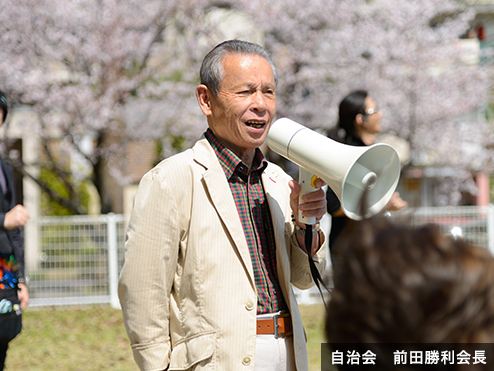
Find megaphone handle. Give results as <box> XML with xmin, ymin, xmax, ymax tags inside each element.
<box><xmin>298</xmin><ymin>167</ymin><xmax>318</xmax><ymax>225</ymax></box>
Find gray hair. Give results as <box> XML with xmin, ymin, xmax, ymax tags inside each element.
<box><xmin>199</xmin><ymin>40</ymin><xmax>278</xmax><ymax>96</ymax></box>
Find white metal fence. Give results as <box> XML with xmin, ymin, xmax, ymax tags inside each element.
<box><xmin>400</xmin><ymin>205</ymin><xmax>494</xmax><ymax>255</ymax></box>
<box><xmin>24</xmin><ymin>206</ymin><xmax>494</xmax><ymax>308</ymax></box>
<box><xmin>27</xmin><ymin>213</ymin><xmax>127</xmax><ymax>308</ymax></box>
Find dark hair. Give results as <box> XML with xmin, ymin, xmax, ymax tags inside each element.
<box><xmin>328</xmin><ymin>90</ymin><xmax>368</xmax><ymax>143</ymax></box>
<box><xmin>326</xmin><ymin>215</ymin><xmax>494</xmax><ymax>346</ymax></box>
<box><xmin>0</xmin><ymin>90</ymin><xmax>8</xmax><ymax>124</ymax></box>
<box><xmin>199</xmin><ymin>39</ymin><xmax>278</xmax><ymax>96</ymax></box>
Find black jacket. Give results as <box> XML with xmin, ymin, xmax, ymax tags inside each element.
<box><xmin>0</xmin><ymin>157</ymin><xmax>24</xmax><ymax>279</ymax></box>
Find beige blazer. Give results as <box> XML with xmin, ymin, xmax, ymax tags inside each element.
<box><xmin>118</xmin><ymin>138</ymin><xmax>326</xmax><ymax>371</ymax></box>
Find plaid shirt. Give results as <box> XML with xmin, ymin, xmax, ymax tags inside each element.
<box><xmin>205</xmin><ymin>129</ymin><xmax>287</xmax><ymax>314</ymax></box>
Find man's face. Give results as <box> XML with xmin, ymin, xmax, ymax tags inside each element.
<box><xmin>205</xmin><ymin>53</ymin><xmax>277</xmax><ymax>161</ymax></box>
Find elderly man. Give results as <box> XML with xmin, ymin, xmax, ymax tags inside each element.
<box><xmin>119</xmin><ymin>40</ymin><xmax>326</xmax><ymax>371</ymax></box>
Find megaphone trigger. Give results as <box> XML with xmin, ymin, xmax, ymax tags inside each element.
<box><xmin>298</xmin><ymin>167</ymin><xmax>319</xmax><ymax>225</ymax></box>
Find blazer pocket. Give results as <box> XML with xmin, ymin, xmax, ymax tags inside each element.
<box><xmin>169</xmin><ymin>331</ymin><xmax>216</xmax><ymax>370</ymax></box>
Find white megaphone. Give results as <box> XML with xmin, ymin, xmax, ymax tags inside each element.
<box><xmin>267</xmin><ymin>118</ymin><xmax>401</xmax><ymax>222</ymax></box>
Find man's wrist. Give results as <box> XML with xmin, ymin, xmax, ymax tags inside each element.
<box><xmin>291</xmin><ymin>214</ymin><xmax>321</xmax><ymax>237</ymax></box>
<box><xmin>294</xmin><ymin>222</ymin><xmax>320</xmax><ymax>237</ymax></box>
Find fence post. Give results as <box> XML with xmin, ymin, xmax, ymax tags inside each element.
<box><xmin>487</xmin><ymin>205</ymin><xmax>494</xmax><ymax>256</ymax></box>
<box><xmin>107</xmin><ymin>213</ymin><xmax>121</xmax><ymax>309</ymax></box>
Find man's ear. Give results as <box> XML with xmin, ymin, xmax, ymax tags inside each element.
<box><xmin>196</xmin><ymin>85</ymin><xmax>212</xmax><ymax>116</ymax></box>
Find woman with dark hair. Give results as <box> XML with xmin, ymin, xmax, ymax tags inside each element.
<box><xmin>326</xmin><ymin>90</ymin><xmax>407</xmax><ymax>272</ymax></box>
<box><xmin>328</xmin><ymin>90</ymin><xmax>380</xmax><ymax>145</ymax></box>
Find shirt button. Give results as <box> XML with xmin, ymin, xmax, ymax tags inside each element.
<box><xmin>245</xmin><ymin>301</ymin><xmax>255</xmax><ymax>311</ymax></box>
<box><xmin>242</xmin><ymin>356</ymin><xmax>252</xmax><ymax>366</ymax></box>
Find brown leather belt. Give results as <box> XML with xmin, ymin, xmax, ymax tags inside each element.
<box><xmin>257</xmin><ymin>313</ymin><xmax>292</xmax><ymax>338</ymax></box>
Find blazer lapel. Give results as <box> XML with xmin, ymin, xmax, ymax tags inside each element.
<box><xmin>193</xmin><ymin>139</ymin><xmax>255</xmax><ymax>286</ymax></box>
<box><xmin>262</xmin><ymin>165</ymin><xmax>292</xmax><ymax>306</ymax></box>
<box><xmin>262</xmin><ymin>168</ymin><xmax>287</xmax><ymax>238</ymax></box>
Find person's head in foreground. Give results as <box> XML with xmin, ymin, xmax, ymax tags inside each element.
<box><xmin>326</xmin><ymin>214</ymin><xmax>494</xmax><ymax>345</ymax></box>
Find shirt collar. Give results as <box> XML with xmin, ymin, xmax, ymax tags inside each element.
<box><xmin>205</xmin><ymin>128</ymin><xmax>267</xmax><ymax>179</ymax></box>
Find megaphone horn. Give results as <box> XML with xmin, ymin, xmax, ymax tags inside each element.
<box><xmin>267</xmin><ymin>118</ymin><xmax>401</xmax><ymax>222</ymax></box>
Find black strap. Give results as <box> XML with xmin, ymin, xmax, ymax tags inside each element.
<box><xmin>305</xmin><ymin>224</ymin><xmax>331</xmax><ymax>312</ymax></box>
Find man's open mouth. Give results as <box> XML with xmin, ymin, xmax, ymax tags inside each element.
<box><xmin>246</xmin><ymin>121</ymin><xmax>265</xmax><ymax>129</ymax></box>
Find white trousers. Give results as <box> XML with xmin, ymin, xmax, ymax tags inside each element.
<box><xmin>254</xmin><ymin>313</ymin><xmax>295</xmax><ymax>371</ymax></box>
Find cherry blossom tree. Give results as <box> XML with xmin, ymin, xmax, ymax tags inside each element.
<box><xmin>0</xmin><ymin>0</ymin><xmax>215</xmax><ymax>213</ymax></box>
<box><xmin>240</xmin><ymin>0</ymin><xmax>492</xmax><ymax>205</ymax></box>
<box><xmin>248</xmin><ymin>0</ymin><xmax>489</xmax><ymax>143</ymax></box>
<box><xmin>0</xmin><ymin>0</ymin><xmax>490</xmax><ymax>212</ymax></box>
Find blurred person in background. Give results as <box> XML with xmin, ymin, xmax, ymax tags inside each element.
<box><xmin>0</xmin><ymin>90</ymin><xmax>30</xmax><ymax>370</ymax></box>
<box><xmin>325</xmin><ymin>213</ymin><xmax>494</xmax><ymax>370</ymax></box>
<box><xmin>326</xmin><ymin>90</ymin><xmax>407</xmax><ymax>273</ymax></box>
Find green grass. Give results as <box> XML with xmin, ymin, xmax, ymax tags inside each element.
<box><xmin>6</xmin><ymin>304</ymin><xmax>329</xmax><ymax>371</ymax></box>
<box><xmin>301</xmin><ymin>303</ymin><xmax>328</xmax><ymax>371</ymax></box>
<box><xmin>6</xmin><ymin>306</ymin><xmax>135</xmax><ymax>371</ymax></box>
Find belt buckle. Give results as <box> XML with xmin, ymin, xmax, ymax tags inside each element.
<box><xmin>273</xmin><ymin>313</ymin><xmax>280</xmax><ymax>339</ymax></box>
